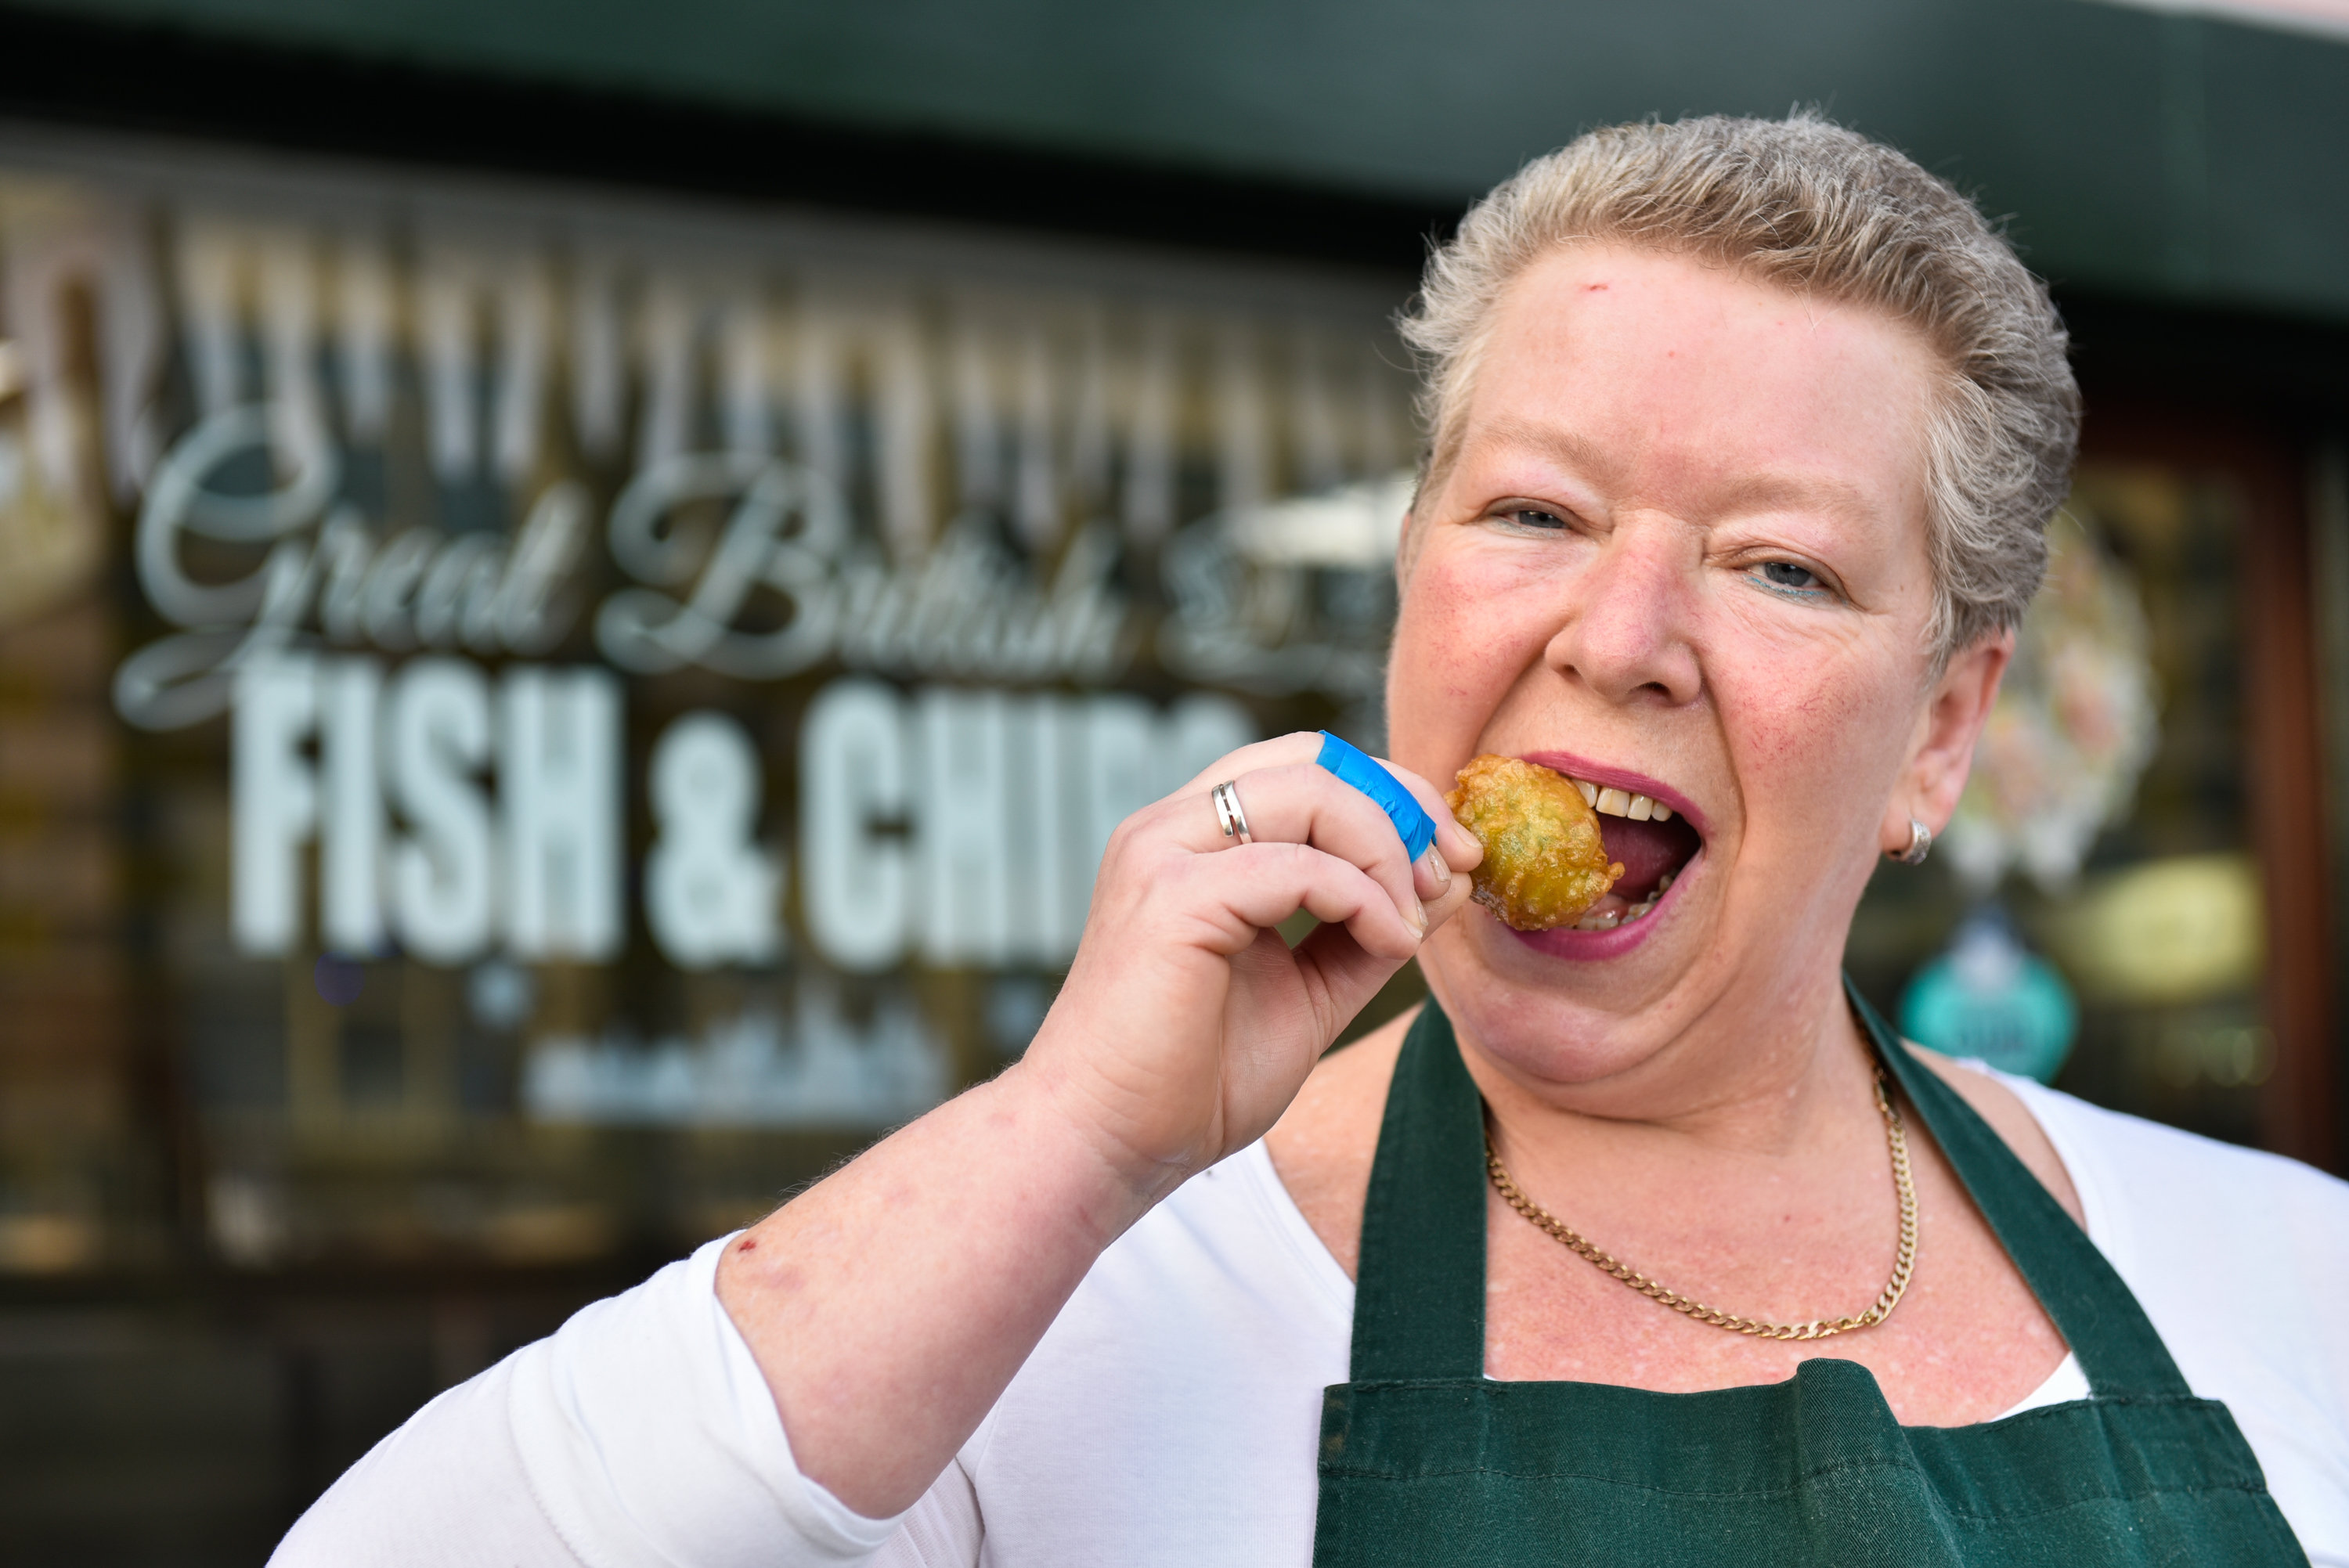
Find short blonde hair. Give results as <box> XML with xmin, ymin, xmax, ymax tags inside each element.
<box><xmin>1400</xmin><ymin>114</ymin><xmax>2078</xmax><ymax>668</ymax></box>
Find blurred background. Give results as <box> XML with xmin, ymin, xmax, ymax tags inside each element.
<box><xmin>0</xmin><ymin>0</ymin><xmax>2342</xmax><ymax>1559</ymax></box>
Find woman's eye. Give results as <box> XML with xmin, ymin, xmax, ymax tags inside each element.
<box><xmin>1753</xmin><ymin>560</ymin><xmax>1824</xmax><ymax>595</ymax></box>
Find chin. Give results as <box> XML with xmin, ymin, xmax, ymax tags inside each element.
<box><xmin>1418</xmin><ymin>900</ymin><xmax>1715</xmax><ymax>1090</ymax></box>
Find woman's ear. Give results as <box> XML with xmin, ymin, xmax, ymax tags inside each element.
<box><xmin>1880</xmin><ymin>629</ymin><xmax>2013</xmax><ymax>856</ymax></box>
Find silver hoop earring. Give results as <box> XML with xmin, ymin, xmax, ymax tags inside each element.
<box><xmin>1888</xmin><ymin>818</ymin><xmax>1931</xmax><ymax>866</ymax></box>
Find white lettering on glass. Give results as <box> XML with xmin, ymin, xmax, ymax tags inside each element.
<box><xmin>645</xmin><ymin>712</ymin><xmax>781</xmax><ymax>970</ymax></box>
<box><xmin>231</xmin><ymin>653</ymin><xmax>626</xmax><ymax>964</ymax></box>
<box><xmin>114</xmin><ymin>407</ymin><xmax>588</xmax><ymax>731</ymax></box>
<box><xmin>596</xmin><ymin>454</ymin><xmax>1130</xmax><ymax>687</ymax></box>
<box><xmin>792</xmin><ymin>679</ymin><xmax>1260</xmax><ymax>974</ymax></box>
<box><xmin>1005</xmin><ymin>694</ymin><xmax>1078</xmax><ymax>965</ymax></box>
<box><xmin>386</xmin><ymin>658</ymin><xmax>494</xmax><ymax>964</ymax></box>
<box><xmin>523</xmin><ymin>977</ymin><xmax>944</xmax><ymax>1128</ymax></box>
<box><xmin>918</xmin><ymin>685</ymin><xmax>1013</xmax><ymax>968</ymax></box>
<box><xmin>318</xmin><ymin>657</ymin><xmax>384</xmax><ymax>954</ymax></box>
<box><xmin>502</xmin><ymin>667</ymin><xmax>623</xmax><ymax>961</ymax></box>
<box><xmin>231</xmin><ymin>653</ymin><xmax>318</xmax><ymax>956</ymax></box>
<box><xmin>799</xmin><ymin>679</ymin><xmax>911</xmax><ymax>974</ymax></box>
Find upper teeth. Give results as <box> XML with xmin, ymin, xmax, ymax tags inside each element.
<box><xmin>1579</xmin><ymin>781</ymin><xmax>1671</xmax><ymax>822</ymax></box>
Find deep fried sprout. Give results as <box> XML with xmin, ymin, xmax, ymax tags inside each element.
<box><xmin>1444</xmin><ymin>755</ymin><xmax>1625</xmax><ymax>932</ymax></box>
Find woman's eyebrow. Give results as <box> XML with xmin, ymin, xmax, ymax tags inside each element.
<box><xmin>1708</xmin><ymin>469</ymin><xmax>1881</xmax><ymax>529</ymax></box>
<box><xmin>1468</xmin><ymin>416</ymin><xmax>1880</xmax><ymax>529</ymax></box>
<box><xmin>1466</xmin><ymin>416</ymin><xmax>1612</xmax><ymax>482</ymax></box>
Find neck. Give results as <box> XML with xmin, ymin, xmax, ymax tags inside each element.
<box><xmin>1449</xmin><ymin>954</ymin><xmax>1879</xmax><ymax>1164</ymax></box>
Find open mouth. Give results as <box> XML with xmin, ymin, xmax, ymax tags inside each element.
<box><xmin>1552</xmin><ymin>774</ymin><xmax>1705</xmax><ymax>932</ymax></box>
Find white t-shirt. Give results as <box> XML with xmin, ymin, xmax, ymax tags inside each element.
<box><xmin>271</xmin><ymin>1065</ymin><xmax>2349</xmax><ymax>1568</ymax></box>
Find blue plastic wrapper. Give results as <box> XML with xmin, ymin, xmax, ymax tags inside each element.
<box><xmin>1315</xmin><ymin>731</ymin><xmax>1437</xmax><ymax>863</ymax></box>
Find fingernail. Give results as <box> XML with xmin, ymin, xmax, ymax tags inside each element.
<box><xmin>1419</xmin><ymin>846</ymin><xmax>1451</xmax><ymax>892</ymax></box>
<box><xmin>1408</xmin><ymin>899</ymin><xmax>1428</xmax><ymax>937</ymax></box>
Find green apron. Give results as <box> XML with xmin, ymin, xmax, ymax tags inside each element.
<box><xmin>1312</xmin><ymin>985</ymin><xmax>2308</xmax><ymax>1566</ymax></box>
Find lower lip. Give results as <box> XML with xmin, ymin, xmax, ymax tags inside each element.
<box><xmin>1502</xmin><ymin>850</ymin><xmax>1698</xmax><ymax>961</ymax></box>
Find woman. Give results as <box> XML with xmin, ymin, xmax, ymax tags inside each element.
<box><xmin>277</xmin><ymin>116</ymin><xmax>2349</xmax><ymax>1566</ymax></box>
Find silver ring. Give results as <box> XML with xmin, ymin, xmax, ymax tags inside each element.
<box><xmin>1888</xmin><ymin>817</ymin><xmax>1932</xmax><ymax>866</ymax></box>
<box><xmin>1211</xmin><ymin>780</ymin><xmax>1253</xmax><ymax>845</ymax></box>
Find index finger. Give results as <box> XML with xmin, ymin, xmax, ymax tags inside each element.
<box><xmin>1313</xmin><ymin>733</ymin><xmax>1480</xmax><ymax>874</ymax></box>
<box><xmin>1315</xmin><ymin>733</ymin><xmax>1434</xmax><ymax>860</ymax></box>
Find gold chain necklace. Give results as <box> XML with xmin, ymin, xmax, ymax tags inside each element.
<box><xmin>1484</xmin><ymin>1069</ymin><xmax>1918</xmax><ymax>1342</ymax></box>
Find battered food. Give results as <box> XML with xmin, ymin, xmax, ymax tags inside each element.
<box><xmin>1445</xmin><ymin>755</ymin><xmax>1626</xmax><ymax>931</ymax></box>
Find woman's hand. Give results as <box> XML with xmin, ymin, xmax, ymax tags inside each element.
<box><xmin>718</xmin><ymin>732</ymin><xmax>1477</xmax><ymax>1519</ymax></box>
<box><xmin>1019</xmin><ymin>733</ymin><xmax>1483</xmax><ymax>1205</ymax></box>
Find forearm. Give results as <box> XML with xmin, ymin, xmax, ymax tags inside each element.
<box><xmin>715</xmin><ymin>1056</ymin><xmax>1162</xmax><ymax>1519</ymax></box>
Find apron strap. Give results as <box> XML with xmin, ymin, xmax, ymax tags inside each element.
<box><xmin>1849</xmin><ymin>977</ymin><xmax>2194</xmax><ymax>1400</ymax></box>
<box><xmin>1349</xmin><ymin>1004</ymin><xmax>1488</xmax><ymax>1381</ymax></box>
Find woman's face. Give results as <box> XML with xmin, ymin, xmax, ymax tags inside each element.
<box><xmin>1391</xmin><ymin>244</ymin><xmax>1969</xmax><ymax>1090</ymax></box>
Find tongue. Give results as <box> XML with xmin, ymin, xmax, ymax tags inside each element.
<box><xmin>1598</xmin><ymin>815</ymin><xmax>1701</xmax><ymax>901</ymax></box>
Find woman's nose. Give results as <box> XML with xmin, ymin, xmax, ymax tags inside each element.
<box><xmin>1543</xmin><ymin>517</ymin><xmax>1703</xmax><ymax>706</ymax></box>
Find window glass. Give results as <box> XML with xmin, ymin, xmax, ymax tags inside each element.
<box><xmin>0</xmin><ymin>160</ymin><xmax>1414</xmax><ymax>1278</ymax></box>
<box><xmin>1849</xmin><ymin>463</ymin><xmax>2269</xmax><ymax>1147</ymax></box>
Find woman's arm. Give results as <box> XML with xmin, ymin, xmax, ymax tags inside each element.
<box><xmin>274</xmin><ymin>1237</ymin><xmax>901</xmax><ymax>1568</ymax></box>
<box><xmin>716</xmin><ymin>733</ymin><xmax>1479</xmax><ymax>1518</ymax></box>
